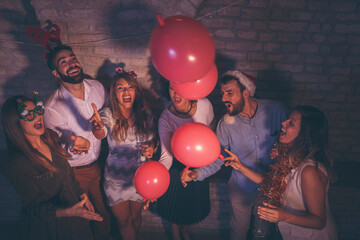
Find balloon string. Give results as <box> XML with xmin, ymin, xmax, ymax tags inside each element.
<box><xmin>219</xmin><ymin>154</ymin><xmax>224</xmax><ymax>160</ymax></box>
<box><xmin>156</xmin><ymin>14</ymin><xmax>165</xmax><ymax>26</ymax></box>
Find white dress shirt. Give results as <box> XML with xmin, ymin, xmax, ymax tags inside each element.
<box><xmin>44</xmin><ymin>79</ymin><xmax>108</xmax><ymax>167</ymax></box>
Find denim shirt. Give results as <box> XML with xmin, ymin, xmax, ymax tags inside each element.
<box><xmin>196</xmin><ymin>99</ymin><xmax>287</xmax><ymax>194</ymax></box>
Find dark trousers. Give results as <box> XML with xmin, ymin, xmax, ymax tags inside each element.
<box><xmin>73</xmin><ymin>162</ymin><xmax>111</xmax><ymax>239</ymax></box>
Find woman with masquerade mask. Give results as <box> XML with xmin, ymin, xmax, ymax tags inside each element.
<box><xmin>222</xmin><ymin>105</ymin><xmax>337</xmax><ymax>240</ymax></box>
<box><xmin>1</xmin><ymin>93</ymin><xmax>103</xmax><ymax>240</ymax></box>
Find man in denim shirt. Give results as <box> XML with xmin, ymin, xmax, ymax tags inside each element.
<box><xmin>181</xmin><ymin>70</ymin><xmax>287</xmax><ymax>240</ymax></box>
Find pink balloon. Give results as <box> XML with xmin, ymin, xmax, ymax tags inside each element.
<box><xmin>150</xmin><ymin>15</ymin><xmax>215</xmax><ymax>83</ymax></box>
<box><xmin>171</xmin><ymin>122</ymin><xmax>220</xmax><ymax>168</ymax></box>
<box><xmin>134</xmin><ymin>161</ymin><xmax>170</xmax><ymax>200</ymax></box>
<box><xmin>170</xmin><ymin>63</ymin><xmax>218</xmax><ymax>100</ymax></box>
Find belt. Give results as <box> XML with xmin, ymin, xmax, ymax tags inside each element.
<box><xmin>73</xmin><ymin>161</ymin><xmax>97</xmax><ymax>169</ymax></box>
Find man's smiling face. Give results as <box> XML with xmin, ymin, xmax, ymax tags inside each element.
<box><xmin>53</xmin><ymin>49</ymin><xmax>84</xmax><ymax>84</ymax></box>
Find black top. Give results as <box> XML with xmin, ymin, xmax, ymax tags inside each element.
<box><xmin>6</xmin><ymin>147</ymin><xmax>92</xmax><ymax>240</ymax></box>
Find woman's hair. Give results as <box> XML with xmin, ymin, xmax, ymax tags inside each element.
<box><xmin>1</xmin><ymin>95</ymin><xmax>70</xmax><ymax>174</ymax></box>
<box><xmin>109</xmin><ymin>72</ymin><xmax>152</xmax><ymax>144</ymax></box>
<box><xmin>287</xmin><ymin>105</ymin><xmax>334</xmax><ymax>179</ymax></box>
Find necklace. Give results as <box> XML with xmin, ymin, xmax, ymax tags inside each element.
<box><xmin>173</xmin><ymin>102</ymin><xmax>193</xmax><ymax>115</ymax></box>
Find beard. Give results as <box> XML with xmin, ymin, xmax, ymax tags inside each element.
<box><xmin>226</xmin><ymin>99</ymin><xmax>245</xmax><ymax>116</ymax></box>
<box><xmin>57</xmin><ymin>67</ymin><xmax>84</xmax><ymax>84</ymax></box>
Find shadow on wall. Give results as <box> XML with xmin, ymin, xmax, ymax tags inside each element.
<box><xmin>0</xmin><ymin>1</ymin><xmax>57</xmax><ymax>225</ymax></box>
<box><xmin>0</xmin><ymin>2</ymin><xmax>57</xmax><ymax>100</ymax></box>
<box><xmin>257</xmin><ymin>70</ymin><xmax>294</xmax><ymax>107</ymax></box>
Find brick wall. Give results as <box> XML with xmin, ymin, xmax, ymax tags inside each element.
<box><xmin>0</xmin><ymin>0</ymin><xmax>358</xmax><ymax>160</ymax></box>
<box><xmin>0</xmin><ymin>0</ymin><xmax>359</xmax><ymax>163</ymax></box>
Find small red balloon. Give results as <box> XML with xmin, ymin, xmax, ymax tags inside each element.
<box><xmin>170</xmin><ymin>63</ymin><xmax>218</xmax><ymax>100</ymax></box>
<box><xmin>134</xmin><ymin>161</ymin><xmax>170</xmax><ymax>200</ymax></box>
<box><xmin>150</xmin><ymin>15</ymin><xmax>215</xmax><ymax>83</ymax></box>
<box><xmin>171</xmin><ymin>122</ymin><xmax>220</xmax><ymax>168</ymax></box>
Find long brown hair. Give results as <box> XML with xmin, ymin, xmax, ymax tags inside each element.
<box><xmin>109</xmin><ymin>72</ymin><xmax>152</xmax><ymax>144</ymax></box>
<box><xmin>286</xmin><ymin>105</ymin><xmax>334</xmax><ymax>180</ymax></box>
<box><xmin>1</xmin><ymin>95</ymin><xmax>70</xmax><ymax>174</ymax></box>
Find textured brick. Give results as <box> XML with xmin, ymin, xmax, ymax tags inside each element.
<box><xmin>335</xmin><ymin>24</ymin><xmax>360</xmax><ymax>34</ymax></box>
<box><xmin>214</xmin><ymin>29</ymin><xmax>235</xmax><ymax>38</ymax></box>
<box><xmin>305</xmin><ymin>65</ymin><xmax>322</xmax><ymax>73</ymax></box>
<box><xmin>237</xmin><ymin>31</ymin><xmax>257</xmax><ymax>40</ymax></box>
<box><xmin>248</xmin><ymin>53</ymin><xmax>265</xmax><ymax>61</ymax></box>
<box><xmin>234</xmin><ymin>20</ymin><xmax>251</xmax><ymax>30</ymax></box>
<box><xmin>277</xmin><ymin>33</ymin><xmax>302</xmax><ymax>42</ymax></box>
<box><xmin>270</xmin><ymin>0</ymin><xmax>306</xmax><ymax>9</ymax></box>
<box><xmin>308</xmin><ymin>1</ymin><xmax>329</xmax><ymax>11</ymax></box>
<box><xmin>290</xmin><ymin>11</ymin><xmax>313</xmax><ymax>21</ymax></box>
<box><xmin>269</xmin><ymin>21</ymin><xmax>307</xmax><ymax>32</ymax></box>
<box><xmin>346</xmin><ymin>56</ymin><xmax>360</xmax><ymax>65</ymax></box>
<box><xmin>293</xmin><ymin>74</ymin><xmax>328</xmax><ymax>83</ymax></box>
<box><xmin>264</xmin><ymin>43</ymin><xmax>280</xmax><ymax>52</ymax></box>
<box><xmin>258</xmin><ymin>32</ymin><xmax>275</xmax><ymax>41</ymax></box>
<box><xmin>326</xmin><ymin>94</ymin><xmax>346</xmax><ymax>102</ymax></box>
<box><xmin>298</xmin><ymin>43</ymin><xmax>320</xmax><ymax>53</ymax></box>
<box><xmin>281</xmin><ymin>44</ymin><xmax>297</xmax><ymax>53</ymax></box>
<box><xmin>305</xmin><ymin>55</ymin><xmax>324</xmax><ymax>64</ymax></box>
<box><xmin>266</xmin><ymin>54</ymin><xmax>284</xmax><ymax>61</ymax></box>
<box><xmin>329</xmin><ymin>1</ymin><xmax>358</xmax><ymax>11</ymax></box>
<box><xmin>336</xmin><ymin>13</ymin><xmax>360</xmax><ymax>22</ymax></box>
<box><xmin>248</xmin><ymin>0</ymin><xmax>268</xmax><ymax>7</ymax></box>
<box><xmin>241</xmin><ymin>9</ymin><xmax>270</xmax><ymax>20</ymax></box>
<box><xmin>227</xmin><ymin>42</ymin><xmax>262</xmax><ymax>51</ymax></box>
<box><xmin>273</xmin><ymin>63</ymin><xmax>304</xmax><ymax>73</ymax></box>
<box><xmin>330</xmin><ymin>67</ymin><xmax>351</xmax><ymax>75</ymax></box>
<box><xmin>199</xmin><ymin>18</ymin><xmax>233</xmax><ymax>28</ymax></box>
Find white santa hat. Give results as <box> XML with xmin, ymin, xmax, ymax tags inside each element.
<box><xmin>222</xmin><ymin>70</ymin><xmax>256</xmax><ymax>97</ymax></box>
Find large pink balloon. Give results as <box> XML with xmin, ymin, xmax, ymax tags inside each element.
<box><xmin>134</xmin><ymin>161</ymin><xmax>170</xmax><ymax>200</ymax></box>
<box><xmin>171</xmin><ymin>122</ymin><xmax>220</xmax><ymax>168</ymax></box>
<box><xmin>170</xmin><ymin>63</ymin><xmax>218</xmax><ymax>100</ymax></box>
<box><xmin>150</xmin><ymin>15</ymin><xmax>215</xmax><ymax>83</ymax></box>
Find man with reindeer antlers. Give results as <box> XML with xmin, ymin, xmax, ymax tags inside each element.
<box><xmin>44</xmin><ymin>43</ymin><xmax>111</xmax><ymax>239</ymax></box>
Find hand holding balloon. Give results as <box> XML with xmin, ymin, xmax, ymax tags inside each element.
<box><xmin>180</xmin><ymin>169</ymin><xmax>198</xmax><ymax>187</ymax></box>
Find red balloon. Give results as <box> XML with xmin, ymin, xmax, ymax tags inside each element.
<box><xmin>170</xmin><ymin>63</ymin><xmax>218</xmax><ymax>100</ymax></box>
<box><xmin>150</xmin><ymin>15</ymin><xmax>215</xmax><ymax>83</ymax></box>
<box><xmin>171</xmin><ymin>122</ymin><xmax>220</xmax><ymax>168</ymax></box>
<box><xmin>134</xmin><ymin>161</ymin><xmax>170</xmax><ymax>200</ymax></box>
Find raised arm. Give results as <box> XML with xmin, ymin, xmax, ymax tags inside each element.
<box><xmin>222</xmin><ymin>149</ymin><xmax>264</xmax><ymax>184</ymax></box>
<box><xmin>90</xmin><ymin>103</ymin><xmax>105</xmax><ymax>139</ymax></box>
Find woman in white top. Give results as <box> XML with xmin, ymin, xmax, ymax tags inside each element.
<box><xmin>157</xmin><ymin>84</ymin><xmax>214</xmax><ymax>240</ymax></box>
<box><xmin>90</xmin><ymin>68</ymin><xmax>154</xmax><ymax>240</ymax></box>
<box><xmin>223</xmin><ymin>105</ymin><xmax>337</xmax><ymax>240</ymax></box>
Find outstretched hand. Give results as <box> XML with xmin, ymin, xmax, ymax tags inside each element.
<box><xmin>222</xmin><ymin>149</ymin><xmax>245</xmax><ymax>171</ymax></box>
<box><xmin>90</xmin><ymin>103</ymin><xmax>104</xmax><ymax>131</ymax></box>
<box><xmin>180</xmin><ymin>169</ymin><xmax>198</xmax><ymax>187</ymax></box>
<box><xmin>70</xmin><ymin>136</ymin><xmax>90</xmax><ymax>154</ymax></box>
